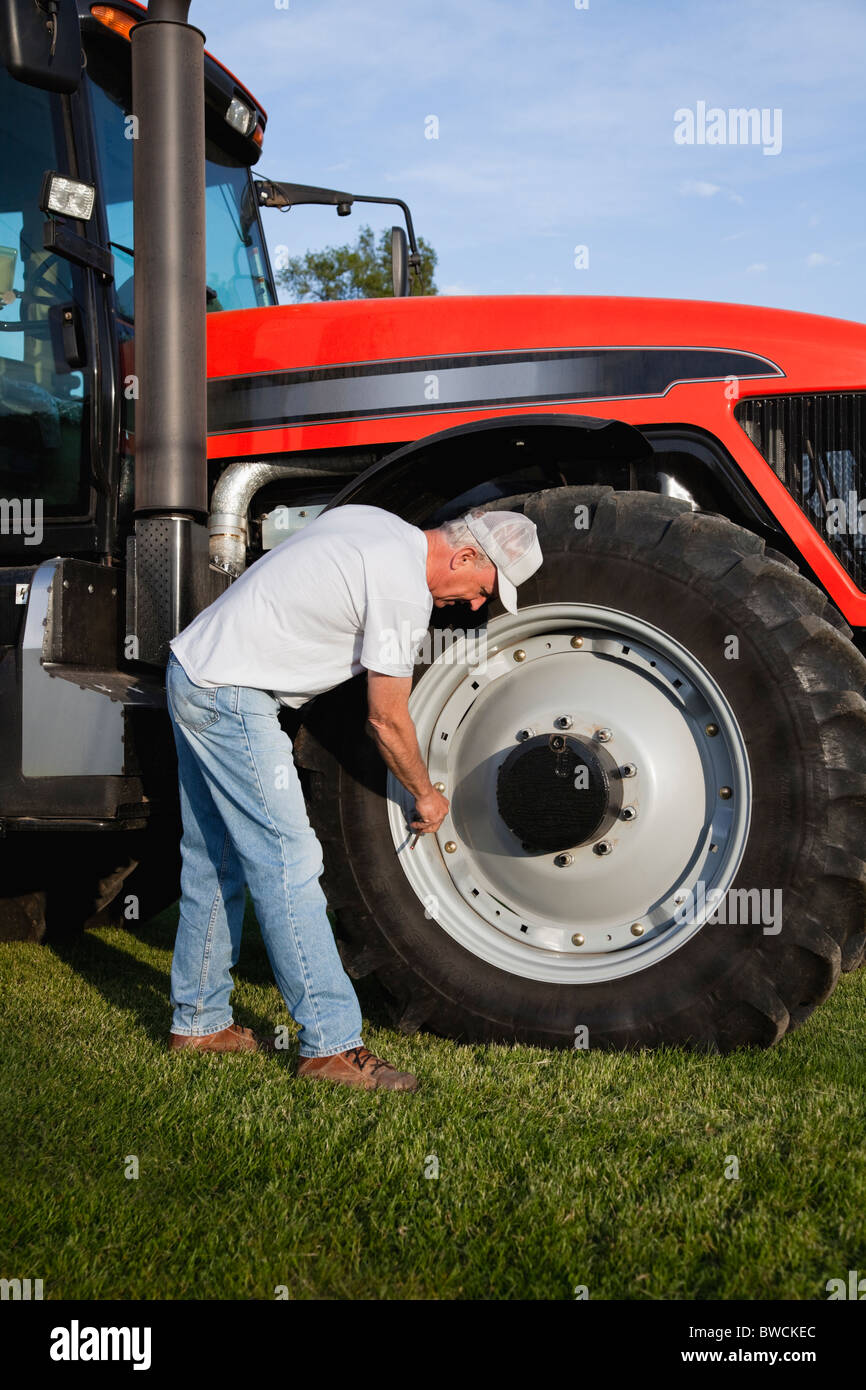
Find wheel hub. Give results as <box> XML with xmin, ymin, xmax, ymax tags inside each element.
<box><xmin>387</xmin><ymin>603</ymin><xmax>752</xmax><ymax>984</ymax></box>
<box><xmin>496</xmin><ymin>733</ymin><xmax>622</xmax><ymax>852</ymax></box>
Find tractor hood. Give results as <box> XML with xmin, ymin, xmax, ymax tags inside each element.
<box><xmin>205</xmin><ymin>294</ymin><xmax>866</xmax><ymax>462</ymax></box>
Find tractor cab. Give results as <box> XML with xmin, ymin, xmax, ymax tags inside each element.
<box><xmin>0</xmin><ymin>0</ymin><xmax>274</xmax><ymax>568</ymax></box>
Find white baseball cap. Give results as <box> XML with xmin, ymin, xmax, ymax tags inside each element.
<box><xmin>462</xmin><ymin>507</ymin><xmax>543</xmax><ymax>614</ymax></box>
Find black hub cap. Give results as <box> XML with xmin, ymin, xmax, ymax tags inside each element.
<box><xmin>496</xmin><ymin>733</ymin><xmax>623</xmax><ymax>853</ymax></box>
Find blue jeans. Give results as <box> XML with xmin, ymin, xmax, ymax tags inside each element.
<box><xmin>165</xmin><ymin>651</ymin><xmax>364</xmax><ymax>1057</ymax></box>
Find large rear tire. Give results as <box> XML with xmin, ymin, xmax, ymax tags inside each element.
<box><xmin>295</xmin><ymin>487</ymin><xmax>866</xmax><ymax>1050</ymax></box>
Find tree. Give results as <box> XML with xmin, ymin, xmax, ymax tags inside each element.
<box><xmin>277</xmin><ymin>223</ymin><xmax>438</xmax><ymax>302</ymax></box>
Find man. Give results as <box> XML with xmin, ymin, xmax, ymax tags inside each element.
<box><xmin>165</xmin><ymin>502</ymin><xmax>543</xmax><ymax>1092</ymax></box>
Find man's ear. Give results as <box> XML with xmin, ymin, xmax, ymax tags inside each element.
<box><xmin>451</xmin><ymin>545</ymin><xmax>476</xmax><ymax>571</ymax></box>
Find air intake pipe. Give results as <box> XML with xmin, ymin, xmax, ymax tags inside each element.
<box><xmin>209</xmin><ymin>461</ymin><xmax>337</xmax><ymax>577</ymax></box>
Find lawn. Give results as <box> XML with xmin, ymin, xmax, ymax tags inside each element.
<box><xmin>1</xmin><ymin>901</ymin><xmax>864</xmax><ymax>1301</ymax></box>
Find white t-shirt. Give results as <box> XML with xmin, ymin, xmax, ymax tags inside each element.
<box><xmin>170</xmin><ymin>505</ymin><xmax>432</xmax><ymax>708</ymax></box>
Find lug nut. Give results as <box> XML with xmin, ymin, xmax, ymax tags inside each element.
<box><xmin>555</xmin><ymin>715</ymin><xmax>573</xmax><ymax>730</ymax></box>
<box><xmin>620</xmin><ymin>806</ymin><xmax>637</xmax><ymax>821</ymax></box>
<box><xmin>596</xmin><ymin>728</ymin><xmax>612</xmax><ymax>742</ymax></box>
<box><xmin>513</xmin><ymin>649</ymin><xmax>527</xmax><ymax>662</ymax></box>
<box><xmin>516</xmin><ymin>728</ymin><xmax>533</xmax><ymax>742</ymax></box>
<box><xmin>434</xmin><ymin>782</ymin><xmax>446</xmax><ymax>792</ymax></box>
<box><xmin>719</xmin><ymin>787</ymin><xmax>732</xmax><ymax>800</ymax></box>
<box><xmin>554</xmin><ymin>852</ymin><xmax>574</xmax><ymax>868</ymax></box>
<box><xmin>444</xmin><ymin>841</ymin><xmax>457</xmax><ymax>853</ymax></box>
<box><xmin>593</xmin><ymin>840</ymin><xmax>612</xmax><ymax>856</ymax></box>
<box><xmin>549</xmin><ymin>734</ymin><xmax>566</xmax><ymax>751</ymax></box>
<box><xmin>630</xmin><ymin>923</ymin><xmax>645</xmax><ymax>937</ymax></box>
<box><xmin>571</xmin><ymin>932</ymin><xmax>585</xmax><ymax>946</ymax></box>
<box><xmin>570</xmin><ymin>636</ymin><xmax>584</xmax><ymax>649</ymax></box>
<box><xmin>706</xmin><ymin>723</ymin><xmax>719</xmax><ymax>737</ymax></box>
<box><xmin>621</xmin><ymin>763</ymin><xmax>637</xmax><ymax>778</ymax></box>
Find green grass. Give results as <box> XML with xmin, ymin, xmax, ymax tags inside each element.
<box><xmin>1</xmin><ymin>901</ymin><xmax>864</xmax><ymax>1300</ymax></box>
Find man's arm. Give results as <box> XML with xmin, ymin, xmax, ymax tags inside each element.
<box><xmin>365</xmin><ymin>671</ymin><xmax>449</xmax><ymax>834</ymax></box>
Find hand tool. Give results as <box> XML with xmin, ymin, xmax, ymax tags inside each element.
<box><xmin>410</xmin><ymin>785</ymin><xmax>445</xmax><ymax>850</ymax></box>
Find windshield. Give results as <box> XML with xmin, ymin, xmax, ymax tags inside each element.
<box><xmin>85</xmin><ymin>35</ymin><xmax>275</xmax><ymax>320</ymax></box>
<box><xmin>0</xmin><ymin>68</ymin><xmax>90</xmax><ymax>514</ymax></box>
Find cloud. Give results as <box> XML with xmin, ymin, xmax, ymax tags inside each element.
<box><xmin>806</xmin><ymin>251</ymin><xmax>838</xmax><ymax>267</ymax></box>
<box><xmin>746</xmin><ymin>262</ymin><xmax>768</xmax><ymax>273</ymax></box>
<box><xmin>680</xmin><ymin>180</ymin><xmax>744</xmax><ymax>204</ymax></box>
<box><xmin>680</xmin><ymin>180</ymin><xmax>721</xmax><ymax>197</ymax></box>
<box><xmin>439</xmin><ymin>282</ymin><xmax>478</xmax><ymax>295</ymax></box>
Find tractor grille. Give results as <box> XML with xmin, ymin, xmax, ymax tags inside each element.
<box><xmin>735</xmin><ymin>391</ymin><xmax>866</xmax><ymax>590</ymax></box>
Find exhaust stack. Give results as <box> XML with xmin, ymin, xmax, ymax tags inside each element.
<box><xmin>128</xmin><ymin>0</ymin><xmax>220</xmax><ymax>664</ymax></box>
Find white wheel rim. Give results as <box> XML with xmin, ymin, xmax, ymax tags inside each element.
<box><xmin>387</xmin><ymin>603</ymin><xmax>752</xmax><ymax>984</ymax></box>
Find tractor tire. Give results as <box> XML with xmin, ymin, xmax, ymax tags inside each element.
<box><xmin>0</xmin><ymin>820</ymin><xmax>181</xmax><ymax>944</ymax></box>
<box><xmin>294</xmin><ymin>487</ymin><xmax>866</xmax><ymax>1050</ymax></box>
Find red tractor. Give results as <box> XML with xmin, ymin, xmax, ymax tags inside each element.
<box><xmin>2</xmin><ymin>0</ymin><xmax>864</xmax><ymax>1052</ymax></box>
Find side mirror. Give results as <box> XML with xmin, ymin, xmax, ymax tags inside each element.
<box><xmin>391</xmin><ymin>225</ymin><xmax>409</xmax><ymax>298</ymax></box>
<box><xmin>0</xmin><ymin>0</ymin><xmax>81</xmax><ymax>93</ymax></box>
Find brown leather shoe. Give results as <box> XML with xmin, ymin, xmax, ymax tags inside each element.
<box><xmin>169</xmin><ymin>1022</ymin><xmax>276</xmax><ymax>1054</ymax></box>
<box><xmin>296</xmin><ymin>1045</ymin><xmax>418</xmax><ymax>1091</ymax></box>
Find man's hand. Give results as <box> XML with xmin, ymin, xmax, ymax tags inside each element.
<box><xmin>411</xmin><ymin>788</ymin><xmax>450</xmax><ymax>837</ymax></box>
<box><xmin>366</xmin><ymin>672</ymin><xmax>448</xmax><ymax>836</ymax></box>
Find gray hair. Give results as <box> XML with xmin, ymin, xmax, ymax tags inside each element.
<box><xmin>437</xmin><ymin>510</ymin><xmax>493</xmax><ymax>569</ymax></box>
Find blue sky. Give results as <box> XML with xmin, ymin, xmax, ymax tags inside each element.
<box><xmin>200</xmin><ymin>0</ymin><xmax>866</xmax><ymax>321</ymax></box>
